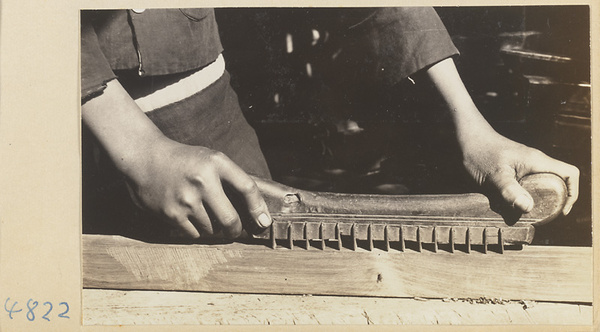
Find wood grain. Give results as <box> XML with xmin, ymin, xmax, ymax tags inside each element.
<box><xmin>83</xmin><ymin>289</ymin><xmax>593</xmax><ymax>326</ymax></box>
<box><xmin>82</xmin><ymin>234</ymin><xmax>592</xmax><ymax>303</ymax></box>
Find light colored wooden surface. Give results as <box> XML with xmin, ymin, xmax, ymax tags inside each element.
<box><xmin>82</xmin><ymin>234</ymin><xmax>593</xmax><ymax>302</ymax></box>
<box><xmin>82</xmin><ymin>289</ymin><xmax>593</xmax><ymax>326</ymax></box>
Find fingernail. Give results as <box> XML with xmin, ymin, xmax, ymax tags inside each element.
<box><xmin>563</xmin><ymin>205</ymin><xmax>572</xmax><ymax>215</ymax></box>
<box><xmin>515</xmin><ymin>194</ymin><xmax>533</xmax><ymax>212</ymax></box>
<box><xmin>257</xmin><ymin>213</ymin><xmax>271</xmax><ymax>228</ymax></box>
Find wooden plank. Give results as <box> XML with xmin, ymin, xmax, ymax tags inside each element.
<box><xmin>82</xmin><ymin>234</ymin><xmax>593</xmax><ymax>303</ymax></box>
<box><xmin>83</xmin><ymin>289</ymin><xmax>593</xmax><ymax>326</ymax></box>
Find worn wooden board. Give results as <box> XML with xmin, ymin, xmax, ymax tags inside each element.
<box><xmin>82</xmin><ymin>234</ymin><xmax>593</xmax><ymax>303</ymax></box>
<box><xmin>82</xmin><ymin>289</ymin><xmax>593</xmax><ymax>326</ymax></box>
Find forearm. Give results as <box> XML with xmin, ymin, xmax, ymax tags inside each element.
<box><xmin>81</xmin><ymin>79</ymin><xmax>166</xmax><ymax>179</ymax></box>
<box><xmin>425</xmin><ymin>58</ymin><xmax>496</xmax><ymax>144</ymax></box>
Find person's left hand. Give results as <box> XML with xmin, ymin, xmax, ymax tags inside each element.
<box><xmin>461</xmin><ymin>131</ymin><xmax>579</xmax><ymax>215</ymax></box>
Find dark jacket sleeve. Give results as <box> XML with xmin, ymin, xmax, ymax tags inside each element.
<box><xmin>339</xmin><ymin>7</ymin><xmax>459</xmax><ymax>87</ymax></box>
<box><xmin>81</xmin><ymin>13</ymin><xmax>117</xmax><ymax>103</ymax></box>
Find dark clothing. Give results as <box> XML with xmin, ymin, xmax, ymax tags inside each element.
<box><xmin>309</xmin><ymin>7</ymin><xmax>459</xmax><ymax>121</ymax></box>
<box><xmin>81</xmin><ymin>8</ymin><xmax>458</xmax><ymax>101</ymax></box>
<box><xmin>145</xmin><ymin>71</ymin><xmax>271</xmax><ymax>178</ymax></box>
<box><xmin>81</xmin><ymin>9</ymin><xmax>223</xmax><ymax>101</ymax></box>
<box><xmin>81</xmin><ymin>7</ymin><xmax>457</xmax><ymax>176</ymax></box>
<box><xmin>81</xmin><ymin>8</ymin><xmax>458</xmax><ymax>239</ymax></box>
<box><xmin>315</xmin><ymin>7</ymin><xmax>459</xmax><ymax>87</ymax></box>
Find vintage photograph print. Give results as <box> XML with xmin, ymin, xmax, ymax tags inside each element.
<box><xmin>80</xmin><ymin>6</ymin><xmax>592</xmax><ymax>325</ymax></box>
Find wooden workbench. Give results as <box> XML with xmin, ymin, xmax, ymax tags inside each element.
<box><xmin>82</xmin><ymin>234</ymin><xmax>593</xmax><ymax>326</ymax></box>
<box><xmin>83</xmin><ymin>289</ymin><xmax>592</xmax><ymax>325</ymax></box>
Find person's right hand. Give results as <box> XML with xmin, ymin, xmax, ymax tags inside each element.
<box><xmin>125</xmin><ymin>137</ymin><xmax>272</xmax><ymax>239</ymax></box>
<box><xmin>82</xmin><ymin>80</ymin><xmax>272</xmax><ymax>240</ymax></box>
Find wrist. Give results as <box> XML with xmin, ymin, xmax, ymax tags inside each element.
<box><xmin>114</xmin><ymin>131</ymin><xmax>170</xmax><ymax>183</ymax></box>
<box><xmin>81</xmin><ymin>79</ymin><xmax>170</xmax><ymax>182</ymax></box>
<box><xmin>451</xmin><ymin>108</ymin><xmax>496</xmax><ymax>148</ymax></box>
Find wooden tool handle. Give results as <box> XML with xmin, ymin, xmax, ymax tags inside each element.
<box><xmin>252</xmin><ymin>173</ymin><xmax>567</xmax><ymax>226</ymax></box>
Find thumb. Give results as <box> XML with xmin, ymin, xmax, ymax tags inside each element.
<box><xmin>488</xmin><ymin>171</ymin><xmax>534</xmax><ymax>213</ymax></box>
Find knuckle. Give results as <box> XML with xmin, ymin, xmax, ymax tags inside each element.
<box><xmin>161</xmin><ymin>206</ymin><xmax>179</xmax><ymax>221</ymax></box>
<box><xmin>239</xmin><ymin>178</ymin><xmax>259</xmax><ymax>195</ymax></box>
<box><xmin>519</xmin><ymin>149</ymin><xmax>545</xmax><ymax>166</ymax></box>
<box><xmin>219</xmin><ymin>213</ymin><xmax>240</xmax><ymax>228</ymax></box>
<box><xmin>189</xmin><ymin>169</ymin><xmax>219</xmax><ymax>191</ymax></box>
<box><xmin>190</xmin><ymin>174</ymin><xmax>209</xmax><ymax>190</ymax></box>
<box><xmin>487</xmin><ymin>167</ymin><xmax>513</xmax><ymax>184</ymax></box>
<box><xmin>178</xmin><ymin>192</ymin><xmax>193</xmax><ymax>207</ymax></box>
<box><xmin>208</xmin><ymin>150</ymin><xmax>229</xmax><ymax>166</ymax></box>
<box><xmin>530</xmin><ymin>149</ymin><xmax>546</xmax><ymax>160</ymax></box>
<box><xmin>178</xmin><ymin>192</ymin><xmax>196</xmax><ymax>208</ymax></box>
<box><xmin>500</xmin><ymin>186</ymin><xmax>517</xmax><ymax>200</ymax></box>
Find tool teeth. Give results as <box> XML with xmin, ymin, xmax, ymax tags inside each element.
<box><xmin>466</xmin><ymin>228</ymin><xmax>471</xmax><ymax>254</ymax></box>
<box><xmin>367</xmin><ymin>224</ymin><xmax>373</xmax><ymax>251</ymax></box>
<box><xmin>416</xmin><ymin>227</ymin><xmax>422</xmax><ymax>252</ymax></box>
<box><xmin>260</xmin><ymin>220</ymin><xmax>534</xmax><ymax>253</ymax></box>
<box><xmin>303</xmin><ymin>222</ymin><xmax>309</xmax><ymax>249</ymax></box>
<box><xmin>449</xmin><ymin>227</ymin><xmax>455</xmax><ymax>253</ymax></box>
<box><xmin>335</xmin><ymin>223</ymin><xmax>342</xmax><ymax>250</ymax></box>
<box><xmin>351</xmin><ymin>224</ymin><xmax>357</xmax><ymax>251</ymax></box>
<box><xmin>287</xmin><ymin>223</ymin><xmax>293</xmax><ymax>249</ymax></box>
<box><xmin>432</xmin><ymin>227</ymin><xmax>438</xmax><ymax>253</ymax></box>
<box><xmin>270</xmin><ymin>223</ymin><xmax>276</xmax><ymax>249</ymax></box>
<box><xmin>319</xmin><ymin>223</ymin><xmax>325</xmax><ymax>250</ymax></box>
<box><xmin>499</xmin><ymin>228</ymin><xmax>504</xmax><ymax>254</ymax></box>
<box><xmin>483</xmin><ymin>228</ymin><xmax>488</xmax><ymax>254</ymax></box>
<box><xmin>399</xmin><ymin>226</ymin><xmax>405</xmax><ymax>252</ymax></box>
<box><xmin>384</xmin><ymin>225</ymin><xmax>390</xmax><ymax>252</ymax></box>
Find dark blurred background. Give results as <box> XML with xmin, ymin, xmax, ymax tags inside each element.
<box><xmin>214</xmin><ymin>6</ymin><xmax>591</xmax><ymax>246</ymax></box>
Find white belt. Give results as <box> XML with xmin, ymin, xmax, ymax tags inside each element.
<box><xmin>134</xmin><ymin>54</ymin><xmax>226</xmax><ymax>113</ymax></box>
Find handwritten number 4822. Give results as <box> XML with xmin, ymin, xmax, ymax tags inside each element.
<box><xmin>5</xmin><ymin>298</ymin><xmax>69</xmax><ymax>321</ymax></box>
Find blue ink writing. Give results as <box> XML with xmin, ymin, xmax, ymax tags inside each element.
<box><xmin>4</xmin><ymin>298</ymin><xmax>22</xmax><ymax>320</ymax></box>
<box><xmin>4</xmin><ymin>298</ymin><xmax>69</xmax><ymax>321</ymax></box>
<box><xmin>58</xmin><ymin>302</ymin><xmax>70</xmax><ymax>319</ymax></box>
<box><xmin>26</xmin><ymin>299</ymin><xmax>38</xmax><ymax>321</ymax></box>
<box><xmin>42</xmin><ymin>302</ymin><xmax>53</xmax><ymax>321</ymax></box>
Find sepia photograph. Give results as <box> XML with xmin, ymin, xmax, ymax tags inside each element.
<box><xmin>1</xmin><ymin>3</ymin><xmax>593</xmax><ymax>329</ymax></box>
<box><xmin>78</xmin><ymin>6</ymin><xmax>593</xmax><ymax>326</ymax></box>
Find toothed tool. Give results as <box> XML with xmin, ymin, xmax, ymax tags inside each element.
<box><xmin>251</xmin><ymin>173</ymin><xmax>567</xmax><ymax>253</ymax></box>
